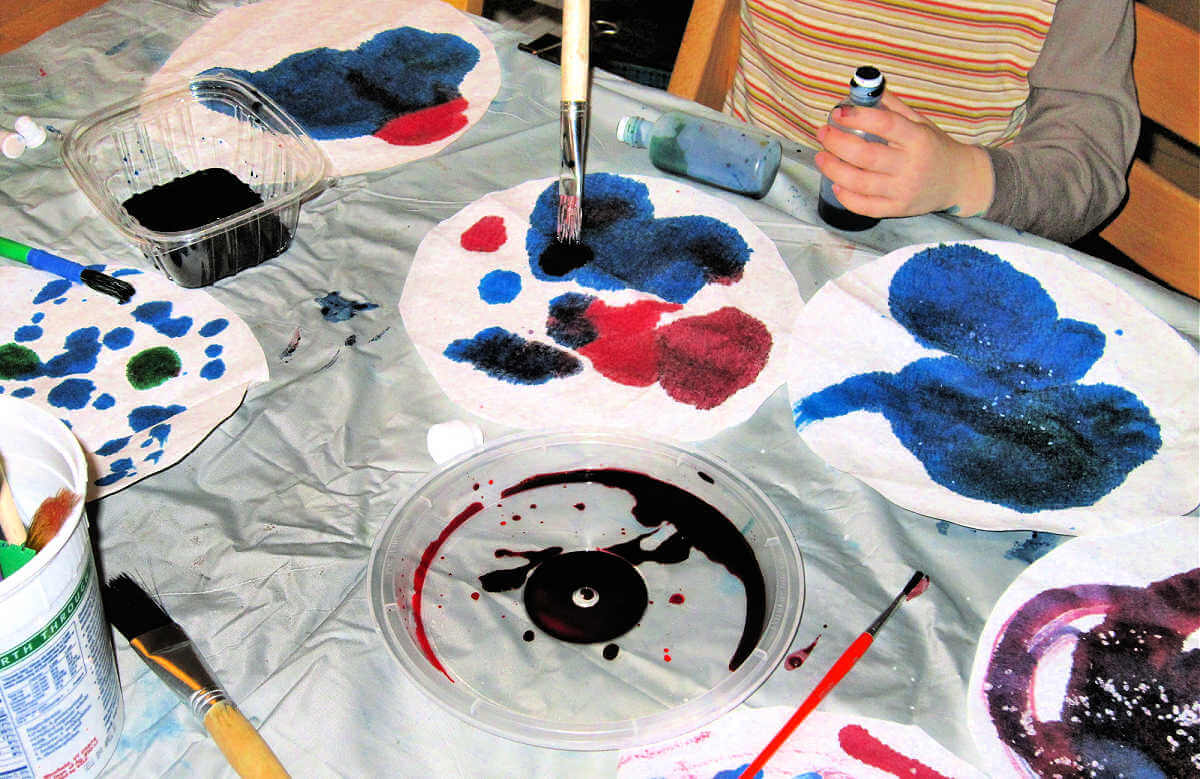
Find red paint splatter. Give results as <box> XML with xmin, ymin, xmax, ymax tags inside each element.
<box><xmin>906</xmin><ymin>574</ymin><xmax>931</xmax><ymax>601</ymax></box>
<box><xmin>576</xmin><ymin>298</ymin><xmax>681</xmax><ymax>385</ymax></box>
<box><xmin>668</xmin><ymin>593</ymin><xmax>685</xmax><ymax>605</ymax></box>
<box><xmin>655</xmin><ymin>307</ymin><xmax>772</xmax><ymax>410</ymax></box>
<box><xmin>663</xmin><ymin>648</ymin><xmax>672</xmax><ymax>662</ymax></box>
<box><xmin>470</xmin><ymin>592</ymin><xmax>480</xmax><ymax>600</ymax></box>
<box><xmin>374</xmin><ymin>97</ymin><xmax>469</xmax><ymax>146</ymax></box>
<box><xmin>838</xmin><ymin>724</ymin><xmax>952</xmax><ymax>779</ymax></box>
<box><xmin>412</xmin><ymin>500</ymin><xmax>485</xmax><ymax>682</ymax></box>
<box><xmin>512</xmin><ymin>514</ymin><xmax>521</xmax><ymax>521</ymax></box>
<box><xmin>573</xmin><ymin>503</ymin><xmax>585</xmax><ymax>510</ymax></box>
<box><xmin>785</xmin><ymin>633</ymin><xmax>821</xmax><ymax>670</ymax></box>
<box><xmin>460</xmin><ymin>215</ymin><xmax>507</xmax><ymax>252</ymax></box>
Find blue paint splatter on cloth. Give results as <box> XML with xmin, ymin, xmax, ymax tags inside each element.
<box><xmin>315</xmin><ymin>292</ymin><xmax>378</xmax><ymax>322</ymax></box>
<box><xmin>793</xmin><ymin>244</ymin><xmax>1161</xmax><ymax>513</ymax></box>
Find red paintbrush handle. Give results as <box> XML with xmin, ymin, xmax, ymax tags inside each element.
<box><xmin>740</xmin><ymin>632</ymin><xmax>875</xmax><ymax>778</ymax></box>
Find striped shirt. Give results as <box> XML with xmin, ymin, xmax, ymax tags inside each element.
<box><xmin>725</xmin><ymin>0</ymin><xmax>1058</xmax><ymax>148</ymax></box>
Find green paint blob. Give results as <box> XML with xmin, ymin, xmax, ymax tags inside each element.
<box><xmin>0</xmin><ymin>343</ymin><xmax>40</xmax><ymax>380</ymax></box>
<box><xmin>126</xmin><ymin>346</ymin><xmax>182</xmax><ymax>389</ymax></box>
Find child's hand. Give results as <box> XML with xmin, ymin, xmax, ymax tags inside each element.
<box><xmin>814</xmin><ymin>93</ymin><xmax>994</xmax><ymax>219</ymax></box>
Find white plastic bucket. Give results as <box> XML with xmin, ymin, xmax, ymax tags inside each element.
<box><xmin>0</xmin><ymin>396</ymin><xmax>123</xmax><ymax>778</ymax></box>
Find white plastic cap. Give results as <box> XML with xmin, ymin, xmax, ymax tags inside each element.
<box><xmin>426</xmin><ymin>420</ymin><xmax>485</xmax><ymax>465</ymax></box>
<box><xmin>1</xmin><ymin>132</ymin><xmax>25</xmax><ymax>159</ymax></box>
<box><xmin>14</xmin><ymin>116</ymin><xmax>45</xmax><ymax>148</ymax></box>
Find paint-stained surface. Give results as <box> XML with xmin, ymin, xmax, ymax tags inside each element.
<box><xmin>145</xmin><ymin>0</ymin><xmax>502</xmax><ymax>176</ymax></box>
<box><xmin>787</xmin><ymin>240</ymin><xmax>1199</xmax><ymax>533</ymax></box>
<box><xmin>0</xmin><ymin>265</ymin><xmax>268</xmax><ymax>498</ymax></box>
<box><xmin>401</xmin><ymin>174</ymin><xmax>802</xmax><ymax>441</ymax></box>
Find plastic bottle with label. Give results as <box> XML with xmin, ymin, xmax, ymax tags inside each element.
<box><xmin>617</xmin><ymin>111</ymin><xmax>782</xmax><ymax>198</ymax></box>
<box><xmin>818</xmin><ymin>66</ymin><xmax>887</xmax><ymax>231</ymax></box>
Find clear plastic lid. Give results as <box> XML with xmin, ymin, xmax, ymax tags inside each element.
<box><xmin>368</xmin><ymin>430</ymin><xmax>804</xmax><ymax>750</ymax></box>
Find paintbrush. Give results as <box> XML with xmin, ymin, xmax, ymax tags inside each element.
<box><xmin>555</xmin><ymin>0</ymin><xmax>590</xmax><ymax>244</ymax></box>
<box><xmin>23</xmin><ymin>488</ymin><xmax>79</xmax><ymax>551</ymax></box>
<box><xmin>739</xmin><ymin>571</ymin><xmax>931</xmax><ymax>778</ymax></box>
<box><xmin>0</xmin><ymin>457</ymin><xmax>26</xmax><ymax>546</ymax></box>
<box><xmin>101</xmin><ymin>574</ymin><xmax>290</xmax><ymax>778</ymax></box>
<box><xmin>0</xmin><ymin>236</ymin><xmax>135</xmax><ymax>303</ymax></box>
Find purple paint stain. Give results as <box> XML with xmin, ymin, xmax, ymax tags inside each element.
<box><xmin>132</xmin><ymin>301</ymin><xmax>193</xmax><ymax>337</ymax></box>
<box><xmin>985</xmin><ymin>568</ymin><xmax>1200</xmax><ymax>776</ymax></box>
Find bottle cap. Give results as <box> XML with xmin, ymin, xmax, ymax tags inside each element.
<box><xmin>427</xmin><ymin>419</ymin><xmax>485</xmax><ymax>465</ymax></box>
<box><xmin>1</xmin><ymin>132</ymin><xmax>25</xmax><ymax>159</ymax></box>
<box><xmin>616</xmin><ymin>115</ymin><xmax>649</xmax><ymax>148</ymax></box>
<box><xmin>14</xmin><ymin>116</ymin><xmax>45</xmax><ymax>148</ymax></box>
<box><xmin>849</xmin><ymin>66</ymin><xmax>886</xmax><ymax>102</ymax></box>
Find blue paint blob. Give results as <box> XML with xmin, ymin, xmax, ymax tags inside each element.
<box><xmin>713</xmin><ymin>765</ymin><xmax>762</xmax><ymax>779</ymax></box>
<box><xmin>546</xmin><ymin>293</ymin><xmax>598</xmax><ymax>349</ymax></box>
<box><xmin>526</xmin><ymin>174</ymin><xmax>751</xmax><ymax>304</ymax></box>
<box><xmin>315</xmin><ymin>291</ymin><xmax>378</xmax><ymax>322</ymax></box>
<box><xmin>12</xmin><ymin>387</ymin><xmax>35</xmax><ymax>398</ymax></box>
<box><xmin>94</xmin><ymin>393</ymin><xmax>116</xmax><ymax>410</ymax></box>
<box><xmin>793</xmin><ymin>244</ymin><xmax>1162</xmax><ymax>513</ymax></box>
<box><xmin>478</xmin><ymin>269</ymin><xmax>522</xmax><ymax>304</ymax></box>
<box><xmin>96</xmin><ymin>436</ymin><xmax>131</xmax><ymax>456</ymax></box>
<box><xmin>128</xmin><ymin>404</ymin><xmax>185</xmax><ymax>432</ymax></box>
<box><xmin>444</xmin><ymin>326</ymin><xmax>582</xmax><ymax>385</ymax></box>
<box><xmin>15</xmin><ymin>325</ymin><xmax>42</xmax><ymax>342</ymax></box>
<box><xmin>43</xmin><ymin>327</ymin><xmax>103</xmax><ymax>377</ymax></box>
<box><xmin>103</xmin><ymin>327</ymin><xmax>135</xmax><ymax>349</ymax></box>
<box><xmin>144</xmin><ymin>450</ymin><xmax>164</xmax><ymax>464</ymax></box>
<box><xmin>1004</xmin><ymin>532</ymin><xmax>1063</xmax><ymax>564</ymax></box>
<box><xmin>33</xmin><ymin>279</ymin><xmax>73</xmax><ymax>304</ymax></box>
<box><xmin>132</xmin><ymin>300</ymin><xmax>193</xmax><ymax>337</ymax></box>
<box><xmin>200</xmin><ymin>359</ymin><xmax>226</xmax><ymax>380</ymax></box>
<box><xmin>200</xmin><ymin>26</ymin><xmax>480</xmax><ymax>140</ymax></box>
<box><xmin>205</xmin><ymin>344</ymin><xmax>223</xmax><ymax>358</ymax></box>
<box><xmin>48</xmin><ymin>378</ymin><xmax>96</xmax><ymax>410</ymax></box>
<box><xmin>199</xmin><ymin>318</ymin><xmax>229</xmax><ymax>337</ymax></box>
<box><xmin>147</xmin><ymin>423</ymin><xmax>171</xmax><ymax>446</ymax></box>
<box><xmin>105</xmin><ymin>39</ymin><xmax>130</xmax><ymax>56</ymax></box>
<box><xmin>32</xmin><ymin>313</ymin><xmax>44</xmax><ymax>323</ymax></box>
<box><xmin>111</xmin><ymin>268</ymin><xmax>142</xmax><ymax>277</ymax></box>
<box><xmin>95</xmin><ymin>457</ymin><xmax>135</xmax><ymax>487</ymax></box>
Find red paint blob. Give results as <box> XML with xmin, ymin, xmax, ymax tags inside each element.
<box><xmin>374</xmin><ymin>97</ymin><xmax>470</xmax><ymax>146</ymax></box>
<box><xmin>470</xmin><ymin>592</ymin><xmax>480</xmax><ymax>600</ymax></box>
<box><xmin>576</xmin><ymin>298</ymin><xmax>681</xmax><ymax>386</ymax></box>
<box><xmin>668</xmin><ymin>593</ymin><xmax>685</xmax><ymax>605</ymax></box>
<box><xmin>412</xmin><ymin>500</ymin><xmax>485</xmax><ymax>682</ymax></box>
<box><xmin>906</xmin><ymin>574</ymin><xmax>931</xmax><ymax>601</ymax></box>
<box><xmin>838</xmin><ymin>724</ymin><xmax>952</xmax><ymax>779</ymax></box>
<box><xmin>460</xmin><ymin>215</ymin><xmax>507</xmax><ymax>252</ymax></box>
<box><xmin>655</xmin><ymin>307</ymin><xmax>772</xmax><ymax>410</ymax></box>
<box><xmin>785</xmin><ymin>633</ymin><xmax>821</xmax><ymax>670</ymax></box>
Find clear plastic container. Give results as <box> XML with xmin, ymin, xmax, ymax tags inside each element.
<box><xmin>62</xmin><ymin>73</ymin><xmax>329</xmax><ymax>287</ymax></box>
<box><xmin>368</xmin><ymin>430</ymin><xmax>805</xmax><ymax>750</ymax></box>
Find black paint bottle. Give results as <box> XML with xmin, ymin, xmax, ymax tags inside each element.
<box><xmin>818</xmin><ymin>66</ymin><xmax>887</xmax><ymax>231</ymax></box>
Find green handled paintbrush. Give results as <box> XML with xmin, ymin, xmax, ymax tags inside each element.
<box><xmin>0</xmin><ymin>236</ymin><xmax>135</xmax><ymax>302</ymax></box>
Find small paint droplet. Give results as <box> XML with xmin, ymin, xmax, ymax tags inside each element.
<box><xmin>668</xmin><ymin>593</ymin><xmax>685</xmax><ymax>605</ymax></box>
<box><xmin>470</xmin><ymin>592</ymin><xmax>480</xmax><ymax>600</ymax></box>
<box><xmin>603</xmin><ymin>644</ymin><xmax>619</xmax><ymax>660</ymax></box>
<box><xmin>573</xmin><ymin>502</ymin><xmax>585</xmax><ymax>511</ymax></box>
<box><xmin>522</xmin><ymin>630</ymin><xmax>534</xmax><ymax>642</ymax></box>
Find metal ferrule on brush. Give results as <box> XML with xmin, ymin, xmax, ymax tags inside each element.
<box><xmin>130</xmin><ymin>622</ymin><xmax>230</xmax><ymax>720</ymax></box>
<box><xmin>557</xmin><ymin>100</ymin><xmax>588</xmax><ymax>239</ymax></box>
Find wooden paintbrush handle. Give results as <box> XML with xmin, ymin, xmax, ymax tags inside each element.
<box><xmin>0</xmin><ymin>460</ymin><xmax>27</xmax><ymax>546</ymax></box>
<box><xmin>561</xmin><ymin>0</ymin><xmax>590</xmax><ymax>101</ymax></box>
<box><xmin>203</xmin><ymin>701</ymin><xmax>290</xmax><ymax>779</ymax></box>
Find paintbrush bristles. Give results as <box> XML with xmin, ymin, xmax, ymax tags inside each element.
<box><xmin>556</xmin><ymin>196</ymin><xmax>582</xmax><ymax>243</ymax></box>
<box><xmin>24</xmin><ymin>488</ymin><xmax>79</xmax><ymax>551</ymax></box>
<box><xmin>101</xmin><ymin>573</ymin><xmax>174</xmax><ymax>640</ymax></box>
<box><xmin>79</xmin><ymin>268</ymin><xmax>135</xmax><ymax>303</ymax></box>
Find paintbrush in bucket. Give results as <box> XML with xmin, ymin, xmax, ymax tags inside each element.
<box><xmin>555</xmin><ymin>0</ymin><xmax>590</xmax><ymax>244</ymax></box>
<box><xmin>739</xmin><ymin>570</ymin><xmax>931</xmax><ymax>778</ymax></box>
<box><xmin>101</xmin><ymin>574</ymin><xmax>290</xmax><ymax>778</ymax></box>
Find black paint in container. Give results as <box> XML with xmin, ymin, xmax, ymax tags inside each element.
<box><xmin>122</xmin><ymin>168</ymin><xmax>292</xmax><ymax>288</ymax></box>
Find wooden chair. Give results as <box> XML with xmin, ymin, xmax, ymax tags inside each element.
<box><xmin>668</xmin><ymin>0</ymin><xmax>1200</xmax><ymax>298</ymax></box>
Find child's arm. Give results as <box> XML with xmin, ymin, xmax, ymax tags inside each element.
<box><xmin>813</xmin><ymin>0</ymin><xmax>1138</xmax><ymax>244</ymax></box>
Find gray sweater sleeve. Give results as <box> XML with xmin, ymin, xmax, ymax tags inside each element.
<box><xmin>982</xmin><ymin>0</ymin><xmax>1139</xmax><ymax>244</ymax></box>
